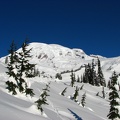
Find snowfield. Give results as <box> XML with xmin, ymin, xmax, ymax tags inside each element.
<box><xmin>0</xmin><ymin>42</ymin><xmax>120</xmax><ymax>120</ymax></box>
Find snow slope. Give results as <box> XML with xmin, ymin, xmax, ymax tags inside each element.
<box><xmin>0</xmin><ymin>42</ymin><xmax>120</xmax><ymax>120</ymax></box>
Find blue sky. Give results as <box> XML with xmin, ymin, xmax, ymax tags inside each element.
<box><xmin>0</xmin><ymin>0</ymin><xmax>120</xmax><ymax>58</ymax></box>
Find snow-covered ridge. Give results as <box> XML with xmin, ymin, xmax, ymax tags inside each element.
<box><xmin>0</xmin><ymin>42</ymin><xmax>120</xmax><ymax>78</ymax></box>
<box><xmin>22</xmin><ymin>43</ymin><xmax>120</xmax><ymax>73</ymax></box>
<box><xmin>18</xmin><ymin>42</ymin><xmax>93</xmax><ymax>76</ymax></box>
<box><xmin>29</xmin><ymin>42</ymin><xmax>88</xmax><ymax>59</ymax></box>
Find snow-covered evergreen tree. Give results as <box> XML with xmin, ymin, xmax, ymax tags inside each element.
<box><xmin>82</xmin><ymin>64</ymin><xmax>89</xmax><ymax>83</ymax></box>
<box><xmin>73</xmin><ymin>86</ymin><xmax>79</xmax><ymax>102</ymax></box>
<box><xmin>61</xmin><ymin>87</ymin><xmax>67</xmax><ymax>96</ymax></box>
<box><xmin>80</xmin><ymin>84</ymin><xmax>84</xmax><ymax>90</ymax></box>
<box><xmin>83</xmin><ymin>60</ymin><xmax>97</xmax><ymax>86</ymax></box>
<box><xmin>34</xmin><ymin>68</ymin><xmax>40</xmax><ymax>77</ymax></box>
<box><xmin>91</xmin><ymin>59</ymin><xmax>96</xmax><ymax>86</ymax></box>
<box><xmin>17</xmin><ymin>39</ymin><xmax>35</xmax><ymax>96</ymax></box>
<box><xmin>97</xmin><ymin>58</ymin><xmax>106</xmax><ymax>87</ymax></box>
<box><xmin>35</xmin><ymin>82</ymin><xmax>50</xmax><ymax>114</ymax></box>
<box><xmin>6</xmin><ymin>41</ymin><xmax>19</xmax><ymax>95</ymax></box>
<box><xmin>107</xmin><ymin>71</ymin><xmax>120</xmax><ymax>120</ymax></box>
<box><xmin>102</xmin><ymin>86</ymin><xmax>105</xmax><ymax>99</ymax></box>
<box><xmin>107</xmin><ymin>80</ymin><xmax>111</xmax><ymax>89</ymax></box>
<box><xmin>77</xmin><ymin>75</ymin><xmax>80</xmax><ymax>82</ymax></box>
<box><xmin>5</xmin><ymin>56</ymin><xmax>8</xmax><ymax>64</ymax></box>
<box><xmin>6</xmin><ymin>40</ymin><xmax>35</xmax><ymax>97</ymax></box>
<box><xmin>70</xmin><ymin>70</ymin><xmax>75</xmax><ymax>87</ymax></box>
<box><xmin>81</xmin><ymin>92</ymin><xmax>86</xmax><ymax>107</ymax></box>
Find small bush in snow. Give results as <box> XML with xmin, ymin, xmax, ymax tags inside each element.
<box><xmin>55</xmin><ymin>73</ymin><xmax>62</xmax><ymax>80</ymax></box>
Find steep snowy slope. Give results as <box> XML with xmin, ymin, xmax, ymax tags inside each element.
<box><xmin>0</xmin><ymin>62</ymin><xmax>110</xmax><ymax>120</ymax></box>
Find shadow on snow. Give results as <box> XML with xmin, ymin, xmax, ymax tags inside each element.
<box><xmin>68</xmin><ymin>109</ymin><xmax>83</xmax><ymax>120</ymax></box>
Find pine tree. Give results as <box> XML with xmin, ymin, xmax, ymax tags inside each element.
<box><xmin>35</xmin><ymin>82</ymin><xmax>50</xmax><ymax>114</ymax></box>
<box><xmin>6</xmin><ymin>81</ymin><xmax>17</xmax><ymax>95</ymax></box>
<box><xmin>25</xmin><ymin>88</ymin><xmax>35</xmax><ymax>97</ymax></box>
<box><xmin>107</xmin><ymin>71</ymin><xmax>120</xmax><ymax>120</ymax></box>
<box><xmin>5</xmin><ymin>56</ymin><xmax>8</xmax><ymax>64</ymax></box>
<box><xmin>83</xmin><ymin>62</ymin><xmax>96</xmax><ymax>86</ymax></box>
<box><xmin>118</xmin><ymin>83</ymin><xmax>120</xmax><ymax>91</ymax></box>
<box><xmin>81</xmin><ymin>92</ymin><xmax>86</xmax><ymax>107</ymax></box>
<box><xmin>97</xmin><ymin>58</ymin><xmax>106</xmax><ymax>87</ymax></box>
<box><xmin>83</xmin><ymin>64</ymin><xmax>89</xmax><ymax>83</ymax></box>
<box><xmin>34</xmin><ymin>68</ymin><xmax>40</xmax><ymax>77</ymax></box>
<box><xmin>96</xmin><ymin>92</ymin><xmax>99</xmax><ymax>96</ymax></box>
<box><xmin>6</xmin><ymin>40</ymin><xmax>36</xmax><ymax>96</ymax></box>
<box><xmin>17</xmin><ymin>39</ymin><xmax>35</xmax><ymax>96</ymax></box>
<box><xmin>73</xmin><ymin>86</ymin><xmax>79</xmax><ymax>102</ymax></box>
<box><xmin>84</xmin><ymin>60</ymin><xmax>97</xmax><ymax>86</ymax></box>
<box><xmin>107</xmin><ymin>80</ymin><xmax>111</xmax><ymax>89</ymax></box>
<box><xmin>70</xmin><ymin>70</ymin><xmax>75</xmax><ymax>87</ymax></box>
<box><xmin>6</xmin><ymin>41</ymin><xmax>19</xmax><ymax>95</ymax></box>
<box><xmin>61</xmin><ymin>87</ymin><xmax>67</xmax><ymax>96</ymax></box>
<box><xmin>80</xmin><ymin>84</ymin><xmax>84</xmax><ymax>90</ymax></box>
<box><xmin>80</xmin><ymin>75</ymin><xmax>83</xmax><ymax>83</ymax></box>
<box><xmin>102</xmin><ymin>86</ymin><xmax>105</xmax><ymax>99</ymax></box>
<box><xmin>91</xmin><ymin>59</ymin><xmax>96</xmax><ymax>85</ymax></box>
<box><xmin>93</xmin><ymin>71</ymin><xmax>98</xmax><ymax>86</ymax></box>
<box><xmin>77</xmin><ymin>75</ymin><xmax>80</xmax><ymax>82</ymax></box>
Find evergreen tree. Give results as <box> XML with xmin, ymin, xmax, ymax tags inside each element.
<box><xmin>70</xmin><ymin>70</ymin><xmax>75</xmax><ymax>87</ymax></box>
<box><xmin>80</xmin><ymin>84</ymin><xmax>84</xmax><ymax>90</ymax></box>
<box><xmin>107</xmin><ymin>80</ymin><xmax>111</xmax><ymax>89</ymax></box>
<box><xmin>83</xmin><ymin>60</ymin><xmax>97</xmax><ymax>86</ymax></box>
<box><xmin>82</xmin><ymin>65</ymin><xmax>89</xmax><ymax>83</ymax></box>
<box><xmin>61</xmin><ymin>87</ymin><xmax>67</xmax><ymax>96</ymax></box>
<box><xmin>91</xmin><ymin>59</ymin><xmax>96</xmax><ymax>85</ymax></box>
<box><xmin>118</xmin><ymin>83</ymin><xmax>120</xmax><ymax>91</ymax></box>
<box><xmin>73</xmin><ymin>86</ymin><xmax>79</xmax><ymax>102</ymax></box>
<box><xmin>80</xmin><ymin>75</ymin><xmax>83</xmax><ymax>83</ymax></box>
<box><xmin>25</xmin><ymin>88</ymin><xmax>35</xmax><ymax>97</ymax></box>
<box><xmin>6</xmin><ymin>81</ymin><xmax>17</xmax><ymax>95</ymax></box>
<box><xmin>6</xmin><ymin>39</ymin><xmax>36</xmax><ymax>96</ymax></box>
<box><xmin>93</xmin><ymin>71</ymin><xmax>98</xmax><ymax>86</ymax></box>
<box><xmin>35</xmin><ymin>82</ymin><xmax>50</xmax><ymax>114</ymax></box>
<box><xmin>97</xmin><ymin>58</ymin><xmax>106</xmax><ymax>87</ymax></box>
<box><xmin>55</xmin><ymin>73</ymin><xmax>62</xmax><ymax>80</ymax></box>
<box><xmin>96</xmin><ymin>92</ymin><xmax>99</xmax><ymax>96</ymax></box>
<box><xmin>102</xmin><ymin>86</ymin><xmax>105</xmax><ymax>99</ymax></box>
<box><xmin>107</xmin><ymin>71</ymin><xmax>120</xmax><ymax>120</ymax></box>
<box><xmin>6</xmin><ymin>41</ymin><xmax>18</xmax><ymax>95</ymax></box>
<box><xmin>5</xmin><ymin>56</ymin><xmax>8</xmax><ymax>64</ymax></box>
<box><xmin>17</xmin><ymin>39</ymin><xmax>35</xmax><ymax>96</ymax></box>
<box><xmin>86</xmin><ymin>63</ymin><xmax>92</xmax><ymax>84</ymax></box>
<box><xmin>86</xmin><ymin>63</ymin><xmax>93</xmax><ymax>85</ymax></box>
<box><xmin>34</xmin><ymin>68</ymin><xmax>40</xmax><ymax>77</ymax></box>
<box><xmin>81</xmin><ymin>92</ymin><xmax>86</xmax><ymax>107</ymax></box>
<box><xmin>77</xmin><ymin>75</ymin><xmax>80</xmax><ymax>82</ymax></box>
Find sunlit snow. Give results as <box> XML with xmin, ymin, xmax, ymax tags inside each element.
<box><xmin>0</xmin><ymin>42</ymin><xmax>120</xmax><ymax>120</ymax></box>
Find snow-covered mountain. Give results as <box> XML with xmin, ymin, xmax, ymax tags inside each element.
<box><xmin>0</xmin><ymin>42</ymin><xmax>120</xmax><ymax>120</ymax></box>
<box><xmin>2</xmin><ymin>42</ymin><xmax>119</xmax><ymax>78</ymax></box>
